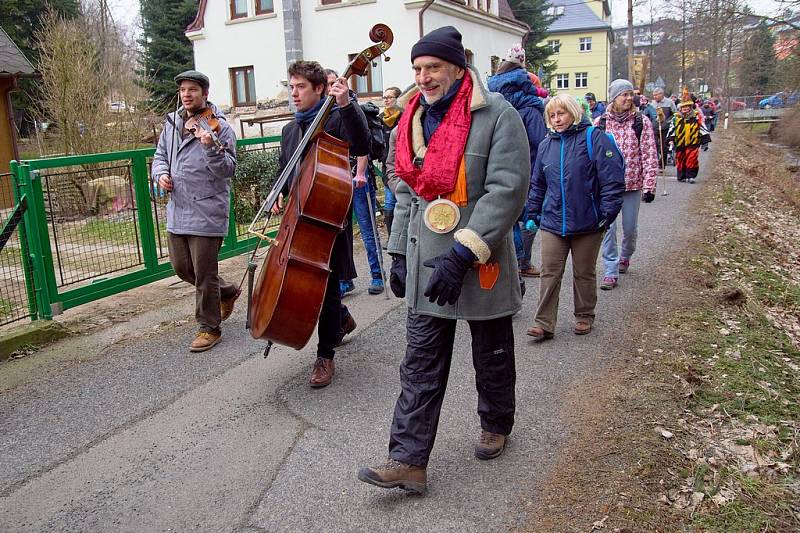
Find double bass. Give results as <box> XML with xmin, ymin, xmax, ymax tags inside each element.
<box><xmin>246</xmin><ymin>24</ymin><xmax>393</xmax><ymax>355</ymax></box>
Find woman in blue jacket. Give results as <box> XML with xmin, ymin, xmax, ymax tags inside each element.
<box><xmin>526</xmin><ymin>94</ymin><xmax>625</xmax><ymax>340</ymax></box>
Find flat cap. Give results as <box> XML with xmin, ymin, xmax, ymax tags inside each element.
<box><xmin>174</xmin><ymin>70</ymin><xmax>210</xmax><ymax>90</ymax></box>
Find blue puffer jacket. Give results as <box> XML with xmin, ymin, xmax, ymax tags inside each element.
<box><xmin>487</xmin><ymin>68</ymin><xmax>547</xmax><ymax>176</ymax></box>
<box><xmin>527</xmin><ymin>120</ymin><xmax>625</xmax><ymax>236</ymax></box>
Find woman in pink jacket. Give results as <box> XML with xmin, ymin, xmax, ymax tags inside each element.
<box><xmin>594</xmin><ymin>79</ymin><xmax>658</xmax><ymax>290</ymax></box>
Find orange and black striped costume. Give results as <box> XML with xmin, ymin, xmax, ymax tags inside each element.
<box><xmin>667</xmin><ymin>110</ymin><xmax>710</xmax><ymax>182</ymax></box>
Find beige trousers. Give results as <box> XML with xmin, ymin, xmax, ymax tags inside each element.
<box><xmin>533</xmin><ymin>229</ymin><xmax>604</xmax><ymax>333</ymax></box>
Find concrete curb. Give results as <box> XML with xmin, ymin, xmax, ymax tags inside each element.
<box><xmin>0</xmin><ymin>322</ymin><xmax>71</xmax><ymax>361</ymax></box>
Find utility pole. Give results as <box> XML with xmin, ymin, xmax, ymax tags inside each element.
<box><xmin>627</xmin><ymin>0</ymin><xmax>635</xmax><ymax>80</ymax></box>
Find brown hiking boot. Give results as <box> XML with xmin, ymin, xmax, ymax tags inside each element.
<box><xmin>519</xmin><ymin>266</ymin><xmax>541</xmax><ymax>278</ymax></box>
<box><xmin>475</xmin><ymin>430</ymin><xmax>507</xmax><ymax>460</ymax></box>
<box><xmin>335</xmin><ymin>314</ymin><xmax>357</xmax><ymax>347</ymax></box>
<box><xmin>189</xmin><ymin>331</ymin><xmax>221</xmax><ymax>352</ymax></box>
<box><xmin>574</xmin><ymin>321</ymin><xmax>592</xmax><ymax>335</ymax></box>
<box><xmin>357</xmin><ymin>458</ymin><xmax>427</xmax><ymax>495</ymax></box>
<box><xmin>220</xmin><ymin>288</ymin><xmax>241</xmax><ymax>321</ymax></box>
<box><xmin>309</xmin><ymin>357</ymin><xmax>335</xmax><ymax>388</ymax></box>
<box><xmin>526</xmin><ymin>326</ymin><xmax>553</xmax><ymax>341</ymax></box>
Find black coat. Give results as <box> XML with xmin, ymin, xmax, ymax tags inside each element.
<box><xmin>278</xmin><ymin>101</ymin><xmax>370</xmax><ymax>280</ymax></box>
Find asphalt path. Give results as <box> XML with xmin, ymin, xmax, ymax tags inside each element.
<box><xmin>0</xmin><ymin>151</ymin><xmax>707</xmax><ymax>531</ymax></box>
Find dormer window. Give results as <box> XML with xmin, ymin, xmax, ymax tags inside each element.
<box><xmin>546</xmin><ymin>6</ymin><xmax>565</xmax><ymax>16</ymax></box>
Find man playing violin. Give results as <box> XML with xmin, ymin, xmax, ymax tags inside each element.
<box><xmin>151</xmin><ymin>70</ymin><xmax>239</xmax><ymax>352</ymax></box>
<box><xmin>272</xmin><ymin>61</ymin><xmax>370</xmax><ymax>388</ymax></box>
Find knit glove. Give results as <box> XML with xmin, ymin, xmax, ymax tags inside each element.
<box><xmin>524</xmin><ymin>218</ymin><xmax>539</xmax><ymax>232</ymax></box>
<box><xmin>389</xmin><ymin>254</ymin><xmax>407</xmax><ymax>298</ymax></box>
<box><xmin>422</xmin><ymin>243</ymin><xmax>476</xmax><ymax>306</ymax></box>
<box><xmin>642</xmin><ymin>191</ymin><xmax>655</xmax><ymax>203</ymax></box>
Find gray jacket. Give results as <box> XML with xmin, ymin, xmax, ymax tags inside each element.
<box><xmin>151</xmin><ymin>103</ymin><xmax>237</xmax><ymax>237</ymax></box>
<box><xmin>387</xmin><ymin>68</ymin><xmax>530</xmax><ymax>320</ymax></box>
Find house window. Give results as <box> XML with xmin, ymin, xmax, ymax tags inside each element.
<box><xmin>556</xmin><ymin>74</ymin><xmax>569</xmax><ymax>89</ymax></box>
<box><xmin>348</xmin><ymin>54</ymin><xmax>382</xmax><ymax>95</ymax></box>
<box><xmin>490</xmin><ymin>55</ymin><xmax>500</xmax><ymax>75</ymax></box>
<box><xmin>547</xmin><ymin>40</ymin><xmax>561</xmax><ymax>54</ymax></box>
<box><xmin>575</xmin><ymin>72</ymin><xmax>588</xmax><ymax>88</ymax></box>
<box><xmin>256</xmin><ymin>0</ymin><xmax>274</xmax><ymax>15</ymax></box>
<box><xmin>546</xmin><ymin>6</ymin><xmax>565</xmax><ymax>16</ymax></box>
<box><xmin>465</xmin><ymin>49</ymin><xmax>474</xmax><ymax>66</ymax></box>
<box><xmin>230</xmin><ymin>66</ymin><xmax>256</xmax><ymax>106</ymax></box>
<box><xmin>320</xmin><ymin>0</ymin><xmax>342</xmax><ymax>4</ymax></box>
<box><xmin>230</xmin><ymin>0</ymin><xmax>247</xmax><ymax>19</ymax></box>
<box><xmin>579</xmin><ymin>37</ymin><xmax>592</xmax><ymax>52</ymax></box>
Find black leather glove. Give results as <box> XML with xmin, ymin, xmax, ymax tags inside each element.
<box><xmin>422</xmin><ymin>243</ymin><xmax>476</xmax><ymax>306</ymax></box>
<box><xmin>642</xmin><ymin>191</ymin><xmax>655</xmax><ymax>203</ymax></box>
<box><xmin>389</xmin><ymin>254</ymin><xmax>407</xmax><ymax>298</ymax></box>
<box><xmin>702</xmin><ymin>143</ymin><xmax>709</xmax><ymax>151</ymax></box>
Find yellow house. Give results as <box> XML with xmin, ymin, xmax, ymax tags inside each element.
<box><xmin>539</xmin><ymin>0</ymin><xmax>613</xmax><ymax>102</ymax></box>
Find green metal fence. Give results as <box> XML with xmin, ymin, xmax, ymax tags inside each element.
<box><xmin>1</xmin><ymin>136</ymin><xmax>280</xmax><ymax>326</ymax></box>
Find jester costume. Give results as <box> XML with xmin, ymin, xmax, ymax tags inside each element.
<box><xmin>667</xmin><ymin>102</ymin><xmax>711</xmax><ymax>182</ymax></box>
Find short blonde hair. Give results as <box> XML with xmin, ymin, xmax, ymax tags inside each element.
<box><xmin>544</xmin><ymin>94</ymin><xmax>584</xmax><ymax>129</ymax></box>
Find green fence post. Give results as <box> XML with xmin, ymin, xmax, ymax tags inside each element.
<box><xmin>131</xmin><ymin>154</ymin><xmax>158</xmax><ymax>270</ymax></box>
<box><xmin>18</xmin><ymin>164</ymin><xmax>55</xmax><ymax>319</ymax></box>
<box><xmin>10</xmin><ymin>160</ymin><xmax>38</xmax><ymax>321</ymax></box>
<box><xmin>224</xmin><ymin>190</ymin><xmax>238</xmax><ymax>251</ymax></box>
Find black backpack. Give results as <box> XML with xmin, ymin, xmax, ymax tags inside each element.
<box><xmin>597</xmin><ymin>112</ymin><xmax>644</xmax><ymax>144</ymax></box>
<box><xmin>360</xmin><ymin>102</ymin><xmax>386</xmax><ymax>162</ymax></box>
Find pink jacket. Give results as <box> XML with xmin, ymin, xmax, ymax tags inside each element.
<box><xmin>595</xmin><ymin>112</ymin><xmax>658</xmax><ymax>193</ymax></box>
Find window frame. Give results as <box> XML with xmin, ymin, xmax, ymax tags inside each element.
<box><xmin>556</xmin><ymin>73</ymin><xmax>569</xmax><ymax>90</ymax></box>
<box><xmin>547</xmin><ymin>39</ymin><xmax>561</xmax><ymax>54</ymax></box>
<box><xmin>575</xmin><ymin>72</ymin><xmax>588</xmax><ymax>88</ymax></box>
<box><xmin>256</xmin><ymin>0</ymin><xmax>274</xmax><ymax>15</ymax></box>
<box><xmin>579</xmin><ymin>37</ymin><xmax>593</xmax><ymax>52</ymax></box>
<box><xmin>230</xmin><ymin>0</ymin><xmax>248</xmax><ymax>20</ymax></box>
<box><xmin>230</xmin><ymin>65</ymin><xmax>257</xmax><ymax>107</ymax></box>
<box><xmin>347</xmin><ymin>53</ymin><xmax>383</xmax><ymax>96</ymax></box>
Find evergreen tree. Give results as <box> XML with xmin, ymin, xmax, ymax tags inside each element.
<box><xmin>506</xmin><ymin>0</ymin><xmax>557</xmax><ymax>81</ymax></box>
<box><xmin>739</xmin><ymin>22</ymin><xmax>777</xmax><ymax>93</ymax></box>
<box><xmin>139</xmin><ymin>0</ymin><xmax>197</xmax><ymax>111</ymax></box>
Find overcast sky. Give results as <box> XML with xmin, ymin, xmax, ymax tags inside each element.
<box><xmin>110</xmin><ymin>0</ymin><xmax>791</xmax><ymax>35</ymax></box>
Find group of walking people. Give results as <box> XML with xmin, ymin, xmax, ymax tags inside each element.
<box><xmin>151</xmin><ymin>25</ymin><xmax>713</xmax><ymax>497</ymax></box>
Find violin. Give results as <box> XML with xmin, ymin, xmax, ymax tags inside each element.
<box><xmin>185</xmin><ymin>107</ymin><xmax>226</xmax><ymax>149</ymax></box>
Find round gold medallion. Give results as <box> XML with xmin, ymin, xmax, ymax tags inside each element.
<box><xmin>423</xmin><ymin>198</ymin><xmax>460</xmax><ymax>234</ymax></box>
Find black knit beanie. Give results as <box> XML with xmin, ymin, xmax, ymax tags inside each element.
<box><xmin>410</xmin><ymin>26</ymin><xmax>466</xmax><ymax>70</ymax></box>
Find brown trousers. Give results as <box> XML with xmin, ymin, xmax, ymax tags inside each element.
<box><xmin>167</xmin><ymin>233</ymin><xmax>238</xmax><ymax>334</ymax></box>
<box><xmin>533</xmin><ymin>229</ymin><xmax>604</xmax><ymax>334</ymax></box>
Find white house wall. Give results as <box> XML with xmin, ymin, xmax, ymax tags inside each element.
<box><xmin>189</xmin><ymin>0</ymin><xmax>526</xmax><ymax>111</ymax></box>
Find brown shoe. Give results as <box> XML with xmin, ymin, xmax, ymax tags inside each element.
<box><xmin>189</xmin><ymin>331</ymin><xmax>221</xmax><ymax>352</ymax></box>
<box><xmin>475</xmin><ymin>430</ymin><xmax>507</xmax><ymax>460</ymax></box>
<box><xmin>358</xmin><ymin>458</ymin><xmax>427</xmax><ymax>495</ymax></box>
<box><xmin>220</xmin><ymin>288</ymin><xmax>242</xmax><ymax>321</ymax></box>
<box><xmin>526</xmin><ymin>326</ymin><xmax>553</xmax><ymax>341</ymax></box>
<box><xmin>574</xmin><ymin>321</ymin><xmax>592</xmax><ymax>335</ymax></box>
<box><xmin>519</xmin><ymin>266</ymin><xmax>541</xmax><ymax>278</ymax></box>
<box><xmin>309</xmin><ymin>357</ymin><xmax>335</xmax><ymax>388</ymax></box>
<box><xmin>335</xmin><ymin>314</ymin><xmax>357</xmax><ymax>347</ymax></box>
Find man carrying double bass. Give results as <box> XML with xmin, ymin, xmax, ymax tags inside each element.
<box><xmin>272</xmin><ymin>61</ymin><xmax>370</xmax><ymax>388</ymax></box>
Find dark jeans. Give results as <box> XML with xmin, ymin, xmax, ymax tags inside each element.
<box><xmin>352</xmin><ymin>178</ymin><xmax>383</xmax><ymax>280</ymax></box>
<box><xmin>389</xmin><ymin>311</ymin><xmax>516</xmax><ymax>467</ymax></box>
<box><xmin>167</xmin><ymin>233</ymin><xmax>238</xmax><ymax>334</ymax></box>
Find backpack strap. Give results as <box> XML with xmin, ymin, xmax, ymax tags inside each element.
<box><xmin>633</xmin><ymin>112</ymin><xmax>643</xmax><ymax>142</ymax></box>
<box><xmin>586</xmin><ymin>126</ymin><xmax>595</xmax><ymax>162</ymax></box>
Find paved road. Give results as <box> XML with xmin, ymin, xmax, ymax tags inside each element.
<box><xmin>0</xmin><ymin>154</ymin><xmax>706</xmax><ymax>531</ymax></box>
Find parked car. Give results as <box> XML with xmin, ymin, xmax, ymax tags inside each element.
<box><xmin>109</xmin><ymin>101</ymin><xmax>135</xmax><ymax>112</ymax></box>
<box><xmin>758</xmin><ymin>91</ymin><xmax>799</xmax><ymax>109</ymax></box>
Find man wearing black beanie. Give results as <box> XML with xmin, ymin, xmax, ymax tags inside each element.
<box><xmin>359</xmin><ymin>26</ymin><xmax>530</xmax><ymax>495</ymax></box>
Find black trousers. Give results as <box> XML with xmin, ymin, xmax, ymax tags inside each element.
<box><xmin>389</xmin><ymin>311</ymin><xmax>516</xmax><ymax>467</ymax></box>
<box><xmin>654</xmin><ymin>127</ymin><xmax>670</xmax><ymax>168</ymax></box>
<box><xmin>317</xmin><ymin>270</ymin><xmax>350</xmax><ymax>359</ymax></box>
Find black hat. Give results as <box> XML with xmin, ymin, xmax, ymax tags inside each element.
<box><xmin>174</xmin><ymin>70</ymin><xmax>210</xmax><ymax>91</ymax></box>
<box><xmin>585</xmin><ymin>92</ymin><xmax>597</xmax><ymax>102</ymax></box>
<box><xmin>411</xmin><ymin>26</ymin><xmax>466</xmax><ymax>70</ymax></box>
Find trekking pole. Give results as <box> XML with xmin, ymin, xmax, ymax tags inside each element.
<box><xmin>657</xmin><ymin>108</ymin><xmax>669</xmax><ymax>197</ymax></box>
<box><xmin>364</xmin><ymin>176</ymin><xmax>390</xmax><ymax>300</ymax></box>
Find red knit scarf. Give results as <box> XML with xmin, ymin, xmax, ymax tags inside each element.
<box><xmin>395</xmin><ymin>73</ymin><xmax>473</xmax><ymax>201</ymax></box>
